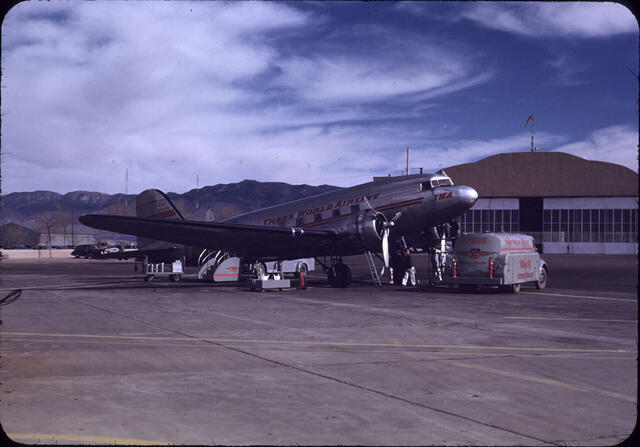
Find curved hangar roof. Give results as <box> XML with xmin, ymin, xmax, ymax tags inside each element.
<box><xmin>445</xmin><ymin>152</ymin><xmax>638</xmax><ymax>198</ymax></box>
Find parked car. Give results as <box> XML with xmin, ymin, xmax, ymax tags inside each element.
<box><xmin>71</xmin><ymin>244</ymin><xmax>104</xmax><ymax>259</ymax></box>
<box><xmin>103</xmin><ymin>245</ymin><xmax>124</xmax><ymax>254</ymax></box>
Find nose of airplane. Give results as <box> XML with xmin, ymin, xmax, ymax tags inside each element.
<box><xmin>459</xmin><ymin>186</ymin><xmax>479</xmax><ymax>208</ymax></box>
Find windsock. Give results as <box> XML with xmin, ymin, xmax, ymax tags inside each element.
<box><xmin>524</xmin><ymin>114</ymin><xmax>534</xmax><ymax>128</ymax></box>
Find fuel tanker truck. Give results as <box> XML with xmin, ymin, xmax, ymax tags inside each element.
<box><xmin>443</xmin><ymin>233</ymin><xmax>548</xmax><ymax>293</ymax></box>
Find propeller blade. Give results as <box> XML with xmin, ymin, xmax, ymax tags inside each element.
<box><xmin>383</xmin><ymin>211</ymin><xmax>402</xmax><ymax>229</ymax></box>
<box><xmin>362</xmin><ymin>195</ymin><xmax>374</xmax><ymax>211</ymax></box>
<box><xmin>382</xmin><ymin>228</ymin><xmax>390</xmax><ymax>268</ymax></box>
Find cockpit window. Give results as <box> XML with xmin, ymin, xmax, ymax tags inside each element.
<box><xmin>430</xmin><ymin>177</ymin><xmax>454</xmax><ymax>188</ymax></box>
<box><xmin>420</xmin><ymin>176</ymin><xmax>454</xmax><ymax>191</ymax></box>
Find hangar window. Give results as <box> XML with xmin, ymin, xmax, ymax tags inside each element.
<box><xmin>541</xmin><ymin>207</ymin><xmax>638</xmax><ymax>245</ymax></box>
<box><xmin>582</xmin><ymin>210</ymin><xmax>591</xmax><ymax>242</ymax></box>
<box><xmin>494</xmin><ymin>210</ymin><xmax>503</xmax><ymax>232</ymax></box>
<box><xmin>460</xmin><ymin>208</ymin><xmax>520</xmax><ymax>233</ymax></box>
<box><xmin>570</xmin><ymin>210</ymin><xmax>581</xmax><ymax>243</ymax></box>
<box><xmin>482</xmin><ymin>210</ymin><xmax>492</xmax><ymax>232</ymax></box>
<box><xmin>622</xmin><ymin>209</ymin><xmax>631</xmax><ymax>243</ymax></box>
<box><xmin>511</xmin><ymin>210</ymin><xmax>519</xmax><ymax>232</ymax></box>
<box><xmin>604</xmin><ymin>209</ymin><xmax>614</xmax><ymax>243</ymax></box>
<box><xmin>503</xmin><ymin>210</ymin><xmax>511</xmax><ymax>232</ymax></box>
<box><xmin>551</xmin><ymin>210</ymin><xmax>560</xmax><ymax>242</ymax></box>
<box><xmin>614</xmin><ymin>209</ymin><xmax>622</xmax><ymax>242</ymax></box>
<box><xmin>591</xmin><ymin>209</ymin><xmax>600</xmax><ymax>242</ymax></box>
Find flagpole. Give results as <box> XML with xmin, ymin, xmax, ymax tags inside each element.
<box><xmin>525</xmin><ymin>114</ymin><xmax>535</xmax><ymax>152</ymax></box>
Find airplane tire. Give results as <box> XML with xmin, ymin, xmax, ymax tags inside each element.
<box><xmin>510</xmin><ymin>283</ymin><xmax>521</xmax><ymax>294</ymax></box>
<box><xmin>328</xmin><ymin>263</ymin><xmax>351</xmax><ymax>288</ymax></box>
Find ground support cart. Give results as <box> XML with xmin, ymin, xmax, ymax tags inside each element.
<box><xmin>139</xmin><ymin>257</ymin><xmax>184</xmax><ymax>282</ymax></box>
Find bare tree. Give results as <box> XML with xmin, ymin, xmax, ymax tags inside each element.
<box><xmin>36</xmin><ymin>212</ymin><xmax>64</xmax><ymax>257</ymax></box>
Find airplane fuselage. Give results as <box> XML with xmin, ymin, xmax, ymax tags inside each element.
<box><xmin>223</xmin><ymin>174</ymin><xmax>477</xmax><ymax>257</ymax></box>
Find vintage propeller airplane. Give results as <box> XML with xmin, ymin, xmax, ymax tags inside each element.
<box><xmin>79</xmin><ymin>172</ymin><xmax>478</xmax><ymax>287</ymax></box>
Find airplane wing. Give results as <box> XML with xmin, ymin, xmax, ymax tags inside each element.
<box><xmin>79</xmin><ymin>214</ymin><xmax>340</xmax><ymax>259</ymax></box>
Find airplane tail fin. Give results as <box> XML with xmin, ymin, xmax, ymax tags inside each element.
<box><xmin>135</xmin><ymin>189</ymin><xmax>184</xmax><ymax>248</ymax></box>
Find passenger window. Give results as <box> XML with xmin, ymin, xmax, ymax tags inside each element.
<box><xmin>314</xmin><ymin>213</ymin><xmax>322</xmax><ymax>222</ymax></box>
<box><xmin>350</xmin><ymin>204</ymin><xmax>360</xmax><ymax>214</ymax></box>
<box><xmin>421</xmin><ymin>181</ymin><xmax>431</xmax><ymax>191</ymax></box>
<box><xmin>332</xmin><ymin>208</ymin><xmax>341</xmax><ymax>217</ymax></box>
<box><xmin>296</xmin><ymin>217</ymin><xmax>304</xmax><ymax>226</ymax></box>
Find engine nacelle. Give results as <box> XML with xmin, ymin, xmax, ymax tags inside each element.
<box><xmin>340</xmin><ymin>209</ymin><xmax>387</xmax><ymax>252</ymax></box>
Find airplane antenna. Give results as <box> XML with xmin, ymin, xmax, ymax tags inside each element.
<box><xmin>196</xmin><ymin>173</ymin><xmax>199</xmax><ymax>210</ymax></box>
<box><xmin>406</xmin><ymin>147</ymin><xmax>410</xmax><ymax>175</ymax></box>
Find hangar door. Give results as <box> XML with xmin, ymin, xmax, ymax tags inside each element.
<box><xmin>519</xmin><ymin>197</ymin><xmax>543</xmax><ymax>233</ymax></box>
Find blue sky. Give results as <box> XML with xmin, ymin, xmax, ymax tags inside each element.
<box><xmin>1</xmin><ymin>1</ymin><xmax>637</xmax><ymax>194</ymax></box>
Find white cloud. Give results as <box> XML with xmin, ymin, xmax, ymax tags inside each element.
<box><xmin>275</xmin><ymin>32</ymin><xmax>485</xmax><ymax>105</ymax></box>
<box><xmin>1</xmin><ymin>1</ymin><xmax>634</xmax><ymax>197</ymax></box>
<box><xmin>545</xmin><ymin>53</ymin><xmax>587</xmax><ymax>86</ymax></box>
<box><xmin>550</xmin><ymin>124</ymin><xmax>638</xmax><ymax>172</ymax></box>
<box><xmin>460</xmin><ymin>2</ymin><xmax>637</xmax><ymax>38</ymax></box>
<box><xmin>1</xmin><ymin>1</ymin><xmax>496</xmax><ymax>194</ymax></box>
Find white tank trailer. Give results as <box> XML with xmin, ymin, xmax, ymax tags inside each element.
<box><xmin>445</xmin><ymin>233</ymin><xmax>548</xmax><ymax>293</ymax></box>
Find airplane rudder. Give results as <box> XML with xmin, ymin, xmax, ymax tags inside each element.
<box><xmin>135</xmin><ymin>189</ymin><xmax>184</xmax><ymax>221</ymax></box>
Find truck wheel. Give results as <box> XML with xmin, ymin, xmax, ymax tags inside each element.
<box><xmin>510</xmin><ymin>283</ymin><xmax>521</xmax><ymax>294</ymax></box>
<box><xmin>536</xmin><ymin>267</ymin><xmax>548</xmax><ymax>290</ymax></box>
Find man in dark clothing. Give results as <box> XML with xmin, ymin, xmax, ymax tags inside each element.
<box><xmin>402</xmin><ymin>249</ymin><xmax>417</xmax><ymax>286</ymax></box>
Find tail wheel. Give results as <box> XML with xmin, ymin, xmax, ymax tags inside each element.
<box><xmin>511</xmin><ymin>283</ymin><xmax>521</xmax><ymax>294</ymax></box>
<box><xmin>536</xmin><ymin>267</ymin><xmax>548</xmax><ymax>289</ymax></box>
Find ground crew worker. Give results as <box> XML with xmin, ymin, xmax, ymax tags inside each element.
<box><xmin>402</xmin><ymin>249</ymin><xmax>417</xmax><ymax>286</ymax></box>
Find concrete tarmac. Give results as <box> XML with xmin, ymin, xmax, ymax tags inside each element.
<box><xmin>0</xmin><ymin>255</ymin><xmax>636</xmax><ymax>445</ymax></box>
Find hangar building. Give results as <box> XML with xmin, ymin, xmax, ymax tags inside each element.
<box><xmin>445</xmin><ymin>152</ymin><xmax>638</xmax><ymax>254</ymax></box>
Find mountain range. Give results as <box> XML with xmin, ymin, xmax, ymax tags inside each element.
<box><xmin>0</xmin><ymin>180</ymin><xmax>341</xmax><ymax>233</ymax></box>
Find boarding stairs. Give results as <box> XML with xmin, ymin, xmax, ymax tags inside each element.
<box><xmin>364</xmin><ymin>251</ymin><xmax>382</xmax><ymax>288</ymax></box>
<box><xmin>197</xmin><ymin>249</ymin><xmax>230</xmax><ymax>280</ymax></box>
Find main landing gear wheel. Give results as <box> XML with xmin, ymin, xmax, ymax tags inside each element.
<box><xmin>328</xmin><ymin>263</ymin><xmax>351</xmax><ymax>288</ymax></box>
